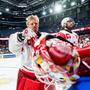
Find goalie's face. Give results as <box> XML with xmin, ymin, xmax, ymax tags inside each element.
<box><xmin>27</xmin><ymin>18</ymin><xmax>39</xmax><ymax>33</ymax></box>
<box><xmin>65</xmin><ymin>20</ymin><xmax>75</xmax><ymax>30</ymax></box>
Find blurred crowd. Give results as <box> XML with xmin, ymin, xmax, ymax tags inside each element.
<box><xmin>80</xmin><ymin>34</ymin><xmax>90</xmax><ymax>47</ymax></box>
<box><xmin>0</xmin><ymin>40</ymin><xmax>10</xmax><ymax>54</ymax></box>
<box><xmin>0</xmin><ymin>33</ymin><xmax>90</xmax><ymax>54</ymax></box>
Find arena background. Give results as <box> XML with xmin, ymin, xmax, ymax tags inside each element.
<box><xmin>0</xmin><ymin>0</ymin><xmax>90</xmax><ymax>90</ymax></box>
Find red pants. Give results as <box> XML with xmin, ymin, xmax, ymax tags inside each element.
<box><xmin>16</xmin><ymin>69</ymin><xmax>55</xmax><ymax>90</ymax></box>
<box><xmin>16</xmin><ymin>69</ymin><xmax>44</xmax><ymax>90</ymax></box>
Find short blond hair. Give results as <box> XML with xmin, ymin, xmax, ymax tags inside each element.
<box><xmin>26</xmin><ymin>15</ymin><xmax>39</xmax><ymax>26</ymax></box>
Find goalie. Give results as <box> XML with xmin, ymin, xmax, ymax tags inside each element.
<box><xmin>9</xmin><ymin>16</ymin><xmax>90</xmax><ymax>90</ymax></box>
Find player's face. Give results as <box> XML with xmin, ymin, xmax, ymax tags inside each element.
<box><xmin>27</xmin><ymin>19</ymin><xmax>39</xmax><ymax>33</ymax></box>
<box><xmin>66</xmin><ymin>20</ymin><xmax>74</xmax><ymax>29</ymax></box>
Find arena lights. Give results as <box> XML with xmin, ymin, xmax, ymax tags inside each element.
<box><xmin>18</xmin><ymin>3</ymin><xmax>27</xmax><ymax>8</ymax></box>
<box><xmin>81</xmin><ymin>0</ymin><xmax>85</xmax><ymax>3</ymax></box>
<box><xmin>5</xmin><ymin>8</ymin><xmax>10</xmax><ymax>12</ymax></box>
<box><xmin>71</xmin><ymin>2</ymin><xmax>76</xmax><ymax>6</ymax></box>
<box><xmin>54</xmin><ymin>3</ymin><xmax>62</xmax><ymax>13</ymax></box>
<box><xmin>0</xmin><ymin>12</ymin><xmax>2</xmax><ymax>15</ymax></box>
<box><xmin>49</xmin><ymin>9</ymin><xmax>53</xmax><ymax>13</ymax></box>
<box><xmin>42</xmin><ymin>11</ymin><xmax>46</xmax><ymax>15</ymax></box>
<box><xmin>63</xmin><ymin>5</ymin><xmax>66</xmax><ymax>8</ymax></box>
<box><xmin>2</xmin><ymin>18</ymin><xmax>5</xmax><ymax>20</ymax></box>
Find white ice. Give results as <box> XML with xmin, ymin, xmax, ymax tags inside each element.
<box><xmin>0</xmin><ymin>57</ymin><xmax>21</xmax><ymax>90</ymax></box>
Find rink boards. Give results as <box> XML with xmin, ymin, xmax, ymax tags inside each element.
<box><xmin>0</xmin><ymin>53</ymin><xmax>16</xmax><ymax>60</ymax></box>
<box><xmin>0</xmin><ymin>53</ymin><xmax>19</xmax><ymax>90</ymax></box>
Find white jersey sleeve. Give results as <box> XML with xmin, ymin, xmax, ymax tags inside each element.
<box><xmin>9</xmin><ymin>32</ymin><xmax>24</xmax><ymax>56</ymax></box>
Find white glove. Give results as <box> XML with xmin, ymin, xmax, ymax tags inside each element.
<box><xmin>22</xmin><ymin>28</ymin><xmax>37</xmax><ymax>42</ymax></box>
<box><xmin>27</xmin><ymin>28</ymin><xmax>37</xmax><ymax>38</ymax></box>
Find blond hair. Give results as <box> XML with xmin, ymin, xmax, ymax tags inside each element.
<box><xmin>26</xmin><ymin>15</ymin><xmax>39</xmax><ymax>26</ymax></box>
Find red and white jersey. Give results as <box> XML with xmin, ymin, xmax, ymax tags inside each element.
<box><xmin>9</xmin><ymin>28</ymin><xmax>48</xmax><ymax>72</ymax></box>
<box><xmin>55</xmin><ymin>30</ymin><xmax>80</xmax><ymax>47</ymax></box>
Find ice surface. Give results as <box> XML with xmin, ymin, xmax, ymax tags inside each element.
<box><xmin>0</xmin><ymin>57</ymin><xmax>21</xmax><ymax>90</ymax></box>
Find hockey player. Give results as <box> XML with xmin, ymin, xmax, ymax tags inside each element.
<box><xmin>9</xmin><ymin>15</ymin><xmax>45</xmax><ymax>90</ymax></box>
<box><xmin>55</xmin><ymin>17</ymin><xmax>90</xmax><ymax>75</ymax></box>
<box><xmin>55</xmin><ymin>17</ymin><xmax>80</xmax><ymax>47</ymax></box>
<box><xmin>9</xmin><ymin>15</ymin><xmax>71</xmax><ymax>90</ymax></box>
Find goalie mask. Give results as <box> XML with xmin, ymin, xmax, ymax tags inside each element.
<box><xmin>61</xmin><ymin>17</ymin><xmax>75</xmax><ymax>29</ymax></box>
